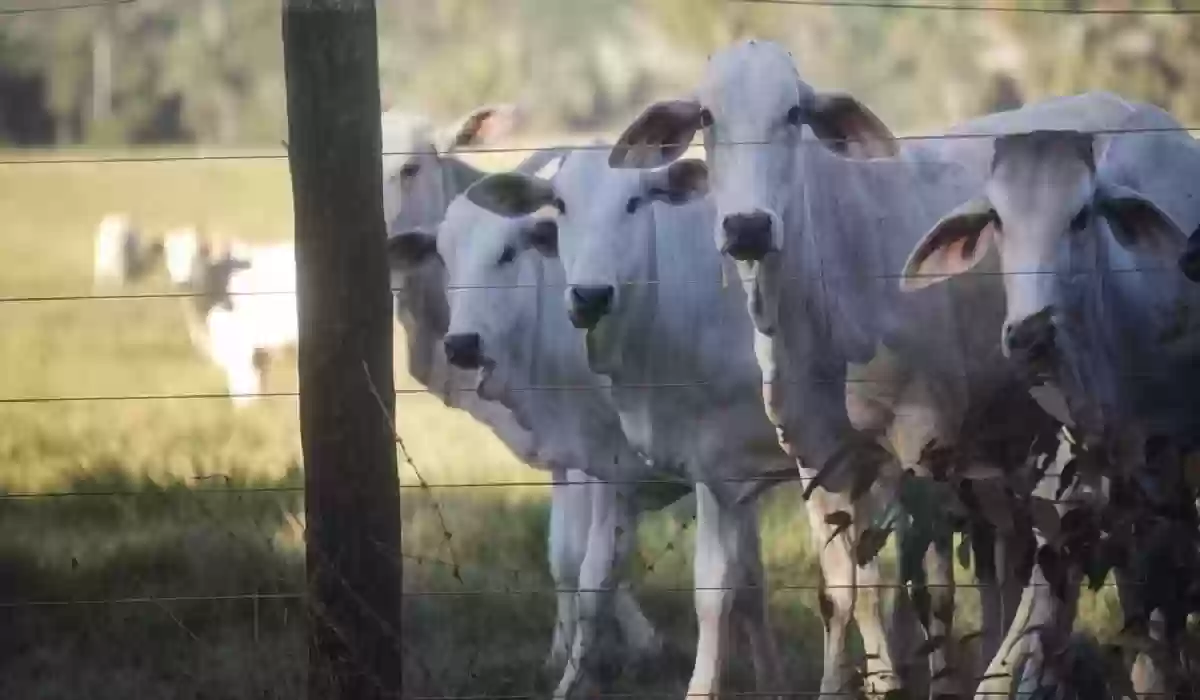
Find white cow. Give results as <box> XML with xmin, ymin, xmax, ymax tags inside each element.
<box><xmin>381</xmin><ymin>108</ymin><xmax>676</xmax><ymax>691</ymax></box>
<box><xmin>601</xmin><ymin>41</ymin><xmax>1179</xmax><ymax>699</ymax></box>
<box><xmin>390</xmin><ymin>184</ymin><xmax>694</xmax><ymax>698</ymax></box>
<box><xmin>900</xmin><ymin>128</ymin><xmax>1200</xmax><ymax>698</ymax></box>
<box><xmin>464</xmin><ymin>148</ymin><xmax>812</xmax><ymax>700</ymax></box>
<box><xmin>163</xmin><ymin>227</ymin><xmax>296</xmax><ymax>406</ymax></box>
<box><xmin>92</xmin><ymin>213</ymin><xmax>163</xmax><ymax>289</ymax></box>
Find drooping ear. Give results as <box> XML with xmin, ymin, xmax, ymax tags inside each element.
<box><xmin>386</xmin><ymin>231</ymin><xmax>439</xmax><ymax>271</ymax></box>
<box><xmin>803</xmin><ymin>91</ymin><xmax>899</xmax><ymax>159</ymax></box>
<box><xmin>900</xmin><ymin>195</ymin><xmax>997</xmax><ymax>292</ymax></box>
<box><xmin>645</xmin><ymin>158</ymin><xmax>710</xmax><ymax>205</ymax></box>
<box><xmin>465</xmin><ymin>172</ymin><xmax>555</xmax><ymax>218</ymax></box>
<box><xmin>522</xmin><ymin>217</ymin><xmax>559</xmax><ymax>258</ymax></box>
<box><xmin>438</xmin><ymin>104</ymin><xmax>520</xmax><ymax>153</ymax></box>
<box><xmin>609</xmin><ymin>99</ymin><xmax>703</xmax><ymax>169</ymax></box>
<box><xmin>1094</xmin><ymin>181</ymin><xmax>1187</xmax><ymax>260</ymax></box>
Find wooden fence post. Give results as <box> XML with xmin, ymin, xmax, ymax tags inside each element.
<box><xmin>282</xmin><ymin>1</ymin><xmax>403</xmax><ymax>698</ymax></box>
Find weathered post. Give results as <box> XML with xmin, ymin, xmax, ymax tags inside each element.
<box><xmin>282</xmin><ymin>1</ymin><xmax>403</xmax><ymax>698</ymax></box>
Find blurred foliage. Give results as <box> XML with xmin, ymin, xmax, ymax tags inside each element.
<box><xmin>0</xmin><ymin>1</ymin><xmax>1198</xmax><ymax>143</ymax></box>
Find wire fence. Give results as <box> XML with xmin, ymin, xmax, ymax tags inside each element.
<box><xmin>5</xmin><ymin>0</ymin><xmax>1200</xmax><ymax>699</ymax></box>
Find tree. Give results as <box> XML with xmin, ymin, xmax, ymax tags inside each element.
<box><xmin>282</xmin><ymin>1</ymin><xmax>403</xmax><ymax>698</ymax></box>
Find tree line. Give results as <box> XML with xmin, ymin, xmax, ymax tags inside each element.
<box><xmin>0</xmin><ymin>0</ymin><xmax>1195</xmax><ymax>147</ymax></box>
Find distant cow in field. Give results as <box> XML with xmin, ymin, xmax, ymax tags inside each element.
<box><xmin>92</xmin><ymin>213</ymin><xmax>164</xmax><ymax>290</ymax></box>
<box><xmin>163</xmin><ymin>226</ymin><xmax>296</xmax><ymax>406</ymax></box>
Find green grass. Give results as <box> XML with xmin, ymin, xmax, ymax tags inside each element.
<box><xmin>0</xmin><ymin>146</ymin><xmax>1123</xmax><ymax>699</ymax></box>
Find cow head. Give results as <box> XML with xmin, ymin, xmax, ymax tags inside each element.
<box><xmin>900</xmin><ymin>130</ymin><xmax>1186</xmax><ymax>373</ymax></box>
<box><xmin>466</xmin><ymin>149</ymin><xmax>708</xmax><ymax>332</ymax></box>
<box><xmin>382</xmin><ymin>104</ymin><xmax>519</xmax><ymax>241</ymax></box>
<box><xmin>608</xmin><ymin>39</ymin><xmax>896</xmax><ymax>270</ymax></box>
<box><xmin>390</xmin><ymin>190</ymin><xmax>559</xmax><ymax>399</ymax></box>
<box><xmin>381</xmin><ymin>104</ymin><xmax>519</xmax><ymax>386</ymax></box>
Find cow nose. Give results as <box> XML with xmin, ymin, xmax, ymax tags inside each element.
<box><xmin>443</xmin><ymin>333</ymin><xmax>483</xmax><ymax>369</ymax></box>
<box><xmin>1003</xmin><ymin>316</ymin><xmax>1056</xmax><ymax>361</ymax></box>
<box><xmin>568</xmin><ymin>285</ymin><xmax>614</xmax><ymax>329</ymax></box>
<box><xmin>721</xmin><ymin>212</ymin><xmax>774</xmax><ymax>262</ymax></box>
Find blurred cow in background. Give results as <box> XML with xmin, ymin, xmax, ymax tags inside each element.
<box><xmin>92</xmin><ymin>213</ymin><xmax>164</xmax><ymax>290</ymax></box>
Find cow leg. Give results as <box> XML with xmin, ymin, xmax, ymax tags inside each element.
<box><xmin>612</xmin><ymin>489</ymin><xmax>661</xmax><ymax>662</ymax></box>
<box><xmin>685</xmin><ymin>482</ymin><xmax>746</xmax><ymax>700</ymax></box>
<box><xmin>221</xmin><ymin>351</ymin><xmax>260</xmax><ymax>406</ymax></box>
<box><xmin>1117</xmin><ymin>571</ymin><xmax>1172</xmax><ymax>698</ymax></box>
<box><xmin>803</xmin><ymin>486</ymin><xmax>899</xmax><ymax>700</ymax></box>
<box><xmin>974</xmin><ymin>442</ymin><xmax>1083</xmax><ymax>700</ymax></box>
<box><xmin>553</xmin><ymin>475</ymin><xmax>628</xmax><ymax>700</ymax></box>
<box><xmin>924</xmin><ymin>531</ymin><xmax>959</xmax><ymax>699</ymax></box>
<box><xmin>546</xmin><ymin>469</ymin><xmax>589</xmax><ymax>674</ymax></box>
<box><xmin>730</xmin><ymin>506</ymin><xmax>784</xmax><ymax>698</ymax></box>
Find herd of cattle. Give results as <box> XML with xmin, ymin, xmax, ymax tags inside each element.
<box><xmin>90</xmin><ymin>39</ymin><xmax>1200</xmax><ymax>700</ymax></box>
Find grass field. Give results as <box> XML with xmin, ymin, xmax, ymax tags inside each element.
<box><xmin>0</xmin><ymin>143</ymin><xmax>1124</xmax><ymax>699</ymax></box>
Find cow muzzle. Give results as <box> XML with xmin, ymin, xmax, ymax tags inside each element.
<box><xmin>720</xmin><ymin>211</ymin><xmax>775</xmax><ymax>262</ymax></box>
<box><xmin>443</xmin><ymin>332</ymin><xmax>483</xmax><ymax>370</ymax></box>
<box><xmin>1003</xmin><ymin>310</ymin><xmax>1057</xmax><ymax>372</ymax></box>
<box><xmin>568</xmin><ymin>285</ymin><xmax>614</xmax><ymax>330</ymax></box>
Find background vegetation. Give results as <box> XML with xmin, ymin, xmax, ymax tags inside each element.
<box><xmin>0</xmin><ymin>0</ymin><xmax>1190</xmax><ymax>697</ymax></box>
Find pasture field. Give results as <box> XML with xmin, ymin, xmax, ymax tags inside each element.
<box><xmin>0</xmin><ymin>144</ymin><xmax>1122</xmax><ymax>699</ymax></box>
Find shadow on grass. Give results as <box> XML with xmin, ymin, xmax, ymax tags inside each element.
<box><xmin>0</xmin><ymin>468</ymin><xmax>833</xmax><ymax>699</ymax></box>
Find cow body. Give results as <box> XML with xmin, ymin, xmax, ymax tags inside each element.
<box><xmin>382</xmin><ymin>109</ymin><xmax>675</xmax><ymax>695</ymax></box>
<box><xmin>602</xmin><ymin>41</ymin><xmax>1186</xmax><ymax>698</ymax></box>
<box><xmin>901</xmin><ymin>126</ymin><xmax>1200</xmax><ymax>698</ymax></box>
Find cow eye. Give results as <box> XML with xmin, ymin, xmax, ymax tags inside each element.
<box><xmin>400</xmin><ymin>162</ymin><xmax>420</xmax><ymax>179</ymax></box>
<box><xmin>497</xmin><ymin>245</ymin><xmax>517</xmax><ymax>266</ymax></box>
<box><xmin>699</xmin><ymin>108</ymin><xmax>714</xmax><ymax>128</ymax></box>
<box><xmin>787</xmin><ymin>105</ymin><xmax>805</xmax><ymax>127</ymax></box>
<box><xmin>626</xmin><ymin>196</ymin><xmax>641</xmax><ymax>214</ymax></box>
<box><xmin>1069</xmin><ymin>206</ymin><xmax>1090</xmax><ymax>233</ymax></box>
<box><xmin>989</xmin><ymin>209</ymin><xmax>1003</xmax><ymax>231</ymax></box>
<box><xmin>553</xmin><ymin>197</ymin><xmax>567</xmax><ymax>215</ymax></box>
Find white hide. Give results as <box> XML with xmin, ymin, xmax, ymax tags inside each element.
<box><xmin>464</xmin><ymin>149</ymin><xmax>792</xmax><ymax>700</ymax></box>
<box><xmin>381</xmin><ymin>109</ymin><xmax>668</xmax><ymax>697</ymax></box>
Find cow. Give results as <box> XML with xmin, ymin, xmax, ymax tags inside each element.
<box><xmin>92</xmin><ymin>213</ymin><xmax>163</xmax><ymax>290</ymax></box>
<box><xmin>463</xmin><ymin>147</ymin><xmax>892</xmax><ymax>700</ymax></box>
<box><xmin>161</xmin><ymin>226</ymin><xmax>296</xmax><ymax>406</ymax></box>
<box><xmin>391</xmin><ymin>181</ymin><xmax>699</xmax><ymax>697</ymax></box>
<box><xmin>900</xmin><ymin>128</ymin><xmax>1200</xmax><ymax>699</ymax></box>
<box><xmin>598</xmin><ymin>41</ymin><xmax>1175</xmax><ymax>698</ymax></box>
<box><xmin>380</xmin><ymin>108</ymin><xmax>676</xmax><ymax>691</ymax></box>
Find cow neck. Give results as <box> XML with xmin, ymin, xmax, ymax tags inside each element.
<box><xmin>584</xmin><ymin>204</ymin><xmax>661</xmax><ymax>386</ymax></box>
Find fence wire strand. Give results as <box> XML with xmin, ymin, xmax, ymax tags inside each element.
<box><xmin>735</xmin><ymin>0</ymin><xmax>1200</xmax><ymax>14</ymax></box>
<box><xmin>0</xmin><ymin>0</ymin><xmax>133</xmax><ymax>16</ymax></box>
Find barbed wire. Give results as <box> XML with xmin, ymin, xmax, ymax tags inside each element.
<box><xmin>1</xmin><ymin>124</ymin><xmax>1197</xmax><ymax>166</ymax></box>
<box><xmin>0</xmin><ymin>470</ymin><xmax>1097</xmax><ymax>499</ymax></box>
<box><xmin>0</xmin><ymin>368</ymin><xmax>1191</xmax><ymax>405</ymax></box>
<box><xmin>3</xmin><ymin>261</ymin><xmax>1194</xmax><ymax>306</ymax></box>
<box><xmin>734</xmin><ymin>0</ymin><xmax>1200</xmax><ymax>14</ymax></box>
<box><xmin>0</xmin><ymin>0</ymin><xmax>133</xmax><ymax>16</ymax></box>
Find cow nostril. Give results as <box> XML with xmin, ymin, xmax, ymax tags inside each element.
<box><xmin>443</xmin><ymin>333</ymin><xmax>482</xmax><ymax>369</ymax></box>
<box><xmin>721</xmin><ymin>212</ymin><xmax>774</xmax><ymax>262</ymax></box>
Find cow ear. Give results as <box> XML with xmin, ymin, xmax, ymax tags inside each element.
<box><xmin>386</xmin><ymin>231</ymin><xmax>439</xmax><ymax>271</ymax></box>
<box><xmin>522</xmin><ymin>218</ymin><xmax>559</xmax><ymax>258</ymax></box>
<box><xmin>803</xmin><ymin>91</ymin><xmax>898</xmax><ymax>159</ymax></box>
<box><xmin>900</xmin><ymin>195</ymin><xmax>996</xmax><ymax>292</ymax></box>
<box><xmin>439</xmin><ymin>104</ymin><xmax>520</xmax><ymax>153</ymax></box>
<box><xmin>1095</xmin><ymin>181</ymin><xmax>1186</xmax><ymax>260</ymax></box>
<box><xmin>645</xmin><ymin>158</ymin><xmax>709</xmax><ymax>206</ymax></box>
<box><xmin>466</xmin><ymin>172</ymin><xmax>555</xmax><ymax>218</ymax></box>
<box><xmin>609</xmin><ymin>100</ymin><xmax>703</xmax><ymax>169</ymax></box>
